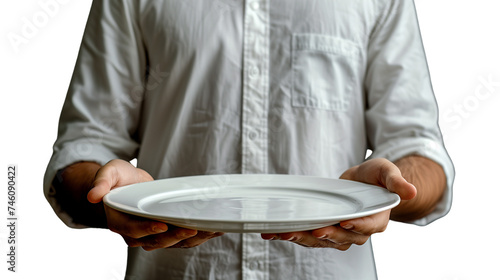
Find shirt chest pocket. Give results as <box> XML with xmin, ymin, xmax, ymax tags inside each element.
<box><xmin>292</xmin><ymin>34</ymin><xmax>360</xmax><ymax>111</ymax></box>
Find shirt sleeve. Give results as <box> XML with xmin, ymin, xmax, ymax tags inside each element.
<box><xmin>43</xmin><ymin>0</ymin><xmax>147</xmax><ymax>228</ymax></box>
<box><xmin>364</xmin><ymin>0</ymin><xmax>454</xmax><ymax>226</ymax></box>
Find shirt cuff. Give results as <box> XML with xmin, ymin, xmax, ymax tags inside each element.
<box><xmin>369</xmin><ymin>137</ymin><xmax>455</xmax><ymax>226</ymax></box>
<box><xmin>43</xmin><ymin>143</ymin><xmax>120</xmax><ymax>228</ymax></box>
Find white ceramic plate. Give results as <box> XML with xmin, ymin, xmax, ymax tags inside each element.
<box><xmin>103</xmin><ymin>174</ymin><xmax>400</xmax><ymax>233</ymax></box>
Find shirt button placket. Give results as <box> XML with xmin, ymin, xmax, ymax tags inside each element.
<box><xmin>250</xmin><ymin>1</ymin><xmax>260</xmax><ymax>10</ymax></box>
<box><xmin>241</xmin><ymin>0</ymin><xmax>270</xmax><ymax>280</ymax></box>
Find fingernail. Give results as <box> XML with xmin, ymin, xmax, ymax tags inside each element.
<box><xmin>152</xmin><ymin>227</ymin><xmax>163</xmax><ymax>233</ymax></box>
<box><xmin>318</xmin><ymin>234</ymin><xmax>327</xmax><ymax>239</ymax></box>
<box><xmin>261</xmin><ymin>234</ymin><xmax>275</xmax><ymax>240</ymax></box>
<box><xmin>181</xmin><ymin>229</ymin><xmax>197</xmax><ymax>237</ymax></box>
<box><xmin>342</xmin><ymin>224</ymin><xmax>354</xmax><ymax>230</ymax></box>
<box><xmin>153</xmin><ymin>225</ymin><xmax>168</xmax><ymax>233</ymax></box>
<box><xmin>285</xmin><ymin>236</ymin><xmax>296</xmax><ymax>241</ymax></box>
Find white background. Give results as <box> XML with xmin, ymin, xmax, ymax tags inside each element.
<box><xmin>0</xmin><ymin>1</ymin><xmax>499</xmax><ymax>279</ymax></box>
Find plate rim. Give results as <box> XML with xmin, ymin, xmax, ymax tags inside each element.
<box><xmin>103</xmin><ymin>174</ymin><xmax>400</xmax><ymax>231</ymax></box>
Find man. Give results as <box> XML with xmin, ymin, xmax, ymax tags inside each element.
<box><xmin>44</xmin><ymin>0</ymin><xmax>454</xmax><ymax>279</ymax></box>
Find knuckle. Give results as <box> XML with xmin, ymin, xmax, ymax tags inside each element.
<box><xmin>304</xmin><ymin>242</ymin><xmax>322</xmax><ymax>248</ymax></box>
<box><xmin>180</xmin><ymin>239</ymin><xmax>206</xmax><ymax>249</ymax></box>
<box><xmin>122</xmin><ymin>235</ymin><xmax>141</xmax><ymax>247</ymax></box>
<box><xmin>198</xmin><ymin>231</ymin><xmax>216</xmax><ymax>238</ymax></box>
<box><xmin>313</xmin><ymin>240</ymin><xmax>331</xmax><ymax>248</ymax></box>
<box><xmin>125</xmin><ymin>239</ymin><xmax>141</xmax><ymax>247</ymax></box>
<box><xmin>171</xmin><ymin>242</ymin><xmax>196</xmax><ymax>249</ymax></box>
<box><xmin>146</xmin><ymin>237</ymin><xmax>163</xmax><ymax>248</ymax></box>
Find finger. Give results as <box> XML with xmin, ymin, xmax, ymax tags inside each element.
<box><xmin>276</xmin><ymin>231</ymin><xmax>354</xmax><ymax>250</ymax></box>
<box><xmin>170</xmin><ymin>231</ymin><xmax>225</xmax><ymax>248</ymax></box>
<box><xmin>276</xmin><ymin>231</ymin><xmax>335</xmax><ymax>248</ymax></box>
<box><xmin>140</xmin><ymin>228</ymin><xmax>198</xmax><ymax>251</ymax></box>
<box><xmin>279</xmin><ymin>229</ymin><xmax>358</xmax><ymax>248</ymax></box>
<box><xmin>105</xmin><ymin>207</ymin><xmax>168</xmax><ymax>239</ymax></box>
<box><xmin>261</xmin><ymin>233</ymin><xmax>278</xmax><ymax>240</ymax></box>
<box><xmin>311</xmin><ymin>226</ymin><xmax>370</xmax><ymax>246</ymax></box>
<box><xmin>339</xmin><ymin>210</ymin><xmax>391</xmax><ymax>235</ymax></box>
<box><xmin>262</xmin><ymin>231</ymin><xmax>353</xmax><ymax>251</ymax></box>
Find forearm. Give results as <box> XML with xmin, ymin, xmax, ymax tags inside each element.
<box><xmin>53</xmin><ymin>161</ymin><xmax>107</xmax><ymax>228</ymax></box>
<box><xmin>391</xmin><ymin>155</ymin><xmax>447</xmax><ymax>222</ymax></box>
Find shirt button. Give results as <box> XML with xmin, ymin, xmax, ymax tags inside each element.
<box><xmin>250</xmin><ymin>1</ymin><xmax>260</xmax><ymax>10</ymax></box>
<box><xmin>249</xmin><ymin>66</ymin><xmax>260</xmax><ymax>79</ymax></box>
<box><xmin>249</xmin><ymin>261</ymin><xmax>258</xmax><ymax>270</ymax></box>
<box><xmin>249</xmin><ymin>131</ymin><xmax>257</xmax><ymax>140</ymax></box>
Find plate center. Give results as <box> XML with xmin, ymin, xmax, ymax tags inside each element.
<box><xmin>139</xmin><ymin>187</ymin><xmax>360</xmax><ymax>221</ymax></box>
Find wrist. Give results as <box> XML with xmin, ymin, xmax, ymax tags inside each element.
<box><xmin>53</xmin><ymin>161</ymin><xmax>107</xmax><ymax>228</ymax></box>
<box><xmin>390</xmin><ymin>155</ymin><xmax>446</xmax><ymax>222</ymax></box>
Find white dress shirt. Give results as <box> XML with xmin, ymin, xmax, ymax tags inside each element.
<box><xmin>44</xmin><ymin>0</ymin><xmax>454</xmax><ymax>279</ymax></box>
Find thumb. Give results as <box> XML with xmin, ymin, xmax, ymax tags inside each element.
<box><xmin>383</xmin><ymin>168</ymin><xmax>417</xmax><ymax>201</ymax></box>
<box><xmin>87</xmin><ymin>164</ymin><xmax>120</xmax><ymax>204</ymax></box>
<box><xmin>87</xmin><ymin>159</ymin><xmax>154</xmax><ymax>203</ymax></box>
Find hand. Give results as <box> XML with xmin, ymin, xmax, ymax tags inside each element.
<box><xmin>87</xmin><ymin>159</ymin><xmax>223</xmax><ymax>250</ymax></box>
<box><xmin>261</xmin><ymin>158</ymin><xmax>417</xmax><ymax>250</ymax></box>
